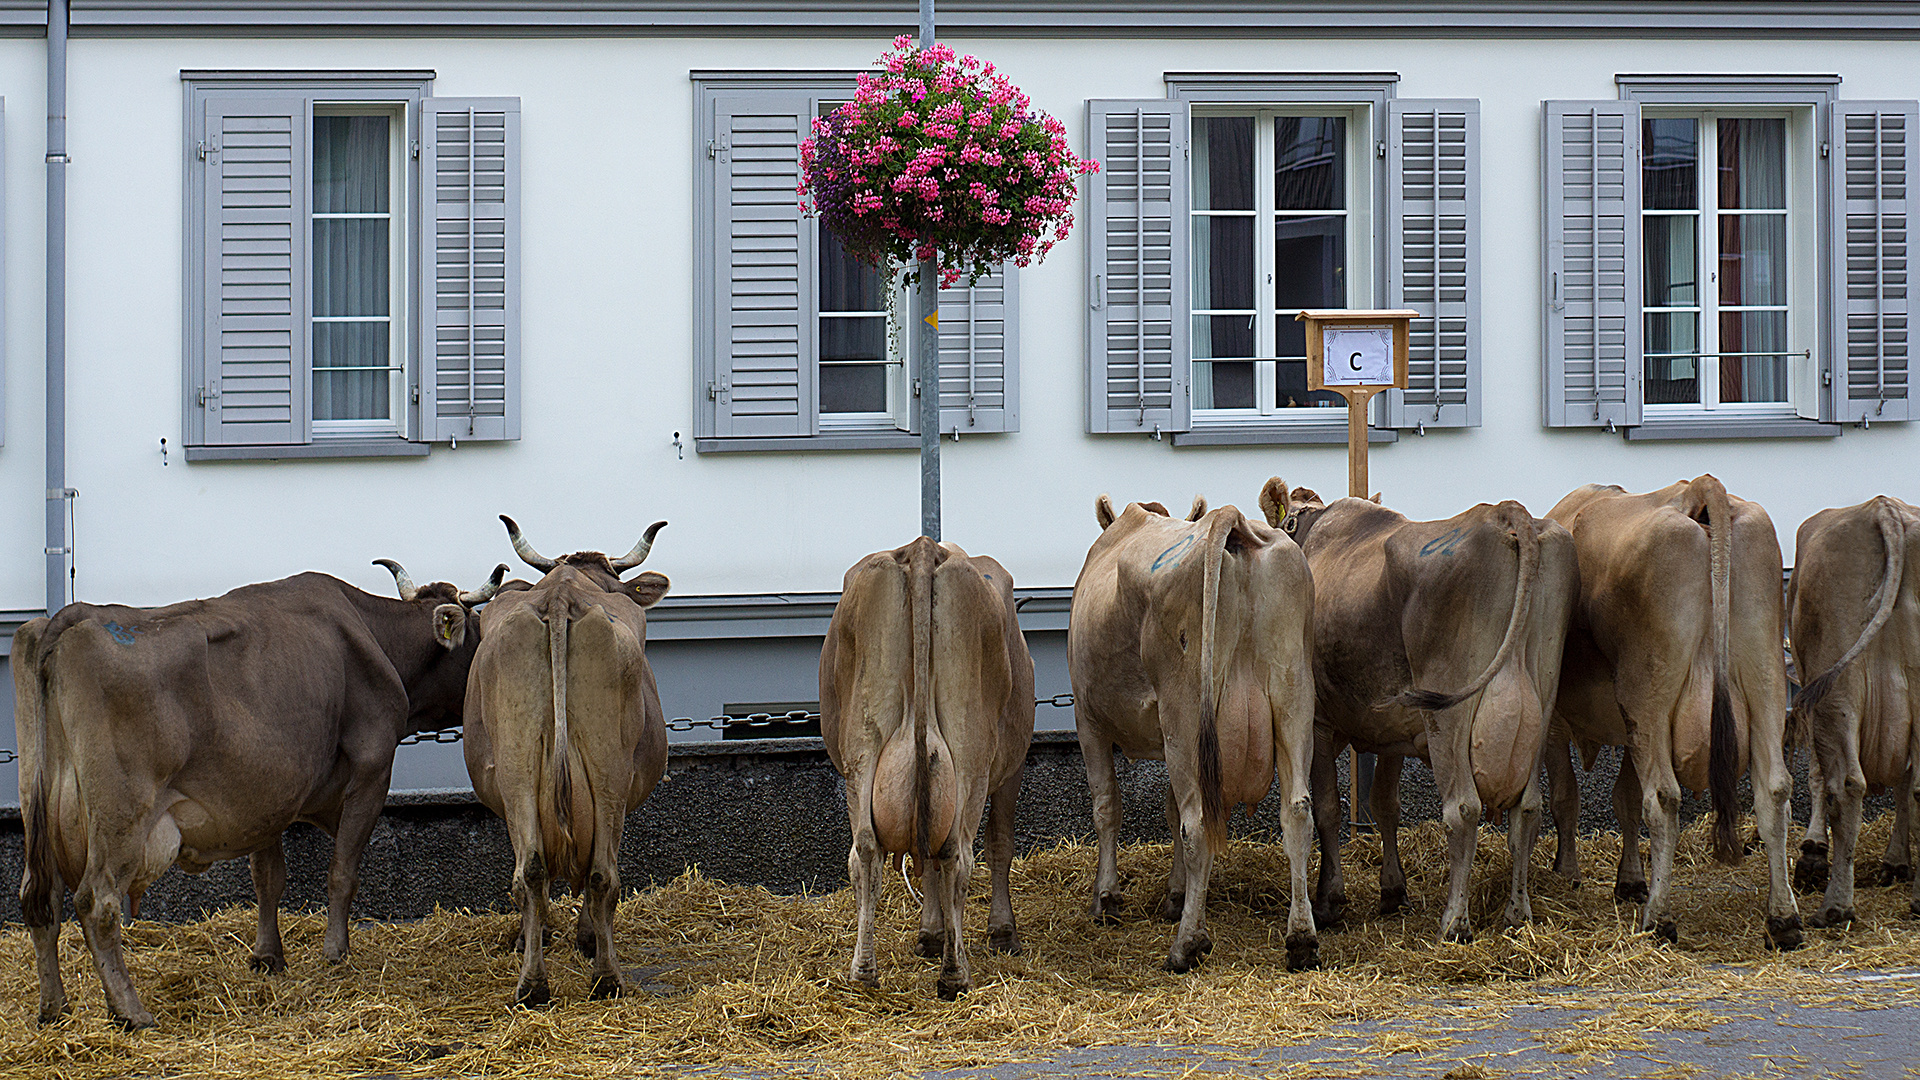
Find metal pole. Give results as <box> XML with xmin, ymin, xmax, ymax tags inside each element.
<box><xmin>45</xmin><ymin>0</ymin><xmax>69</xmax><ymax>615</ymax></box>
<box><xmin>917</xmin><ymin>0</ymin><xmax>939</xmax><ymax>541</ymax></box>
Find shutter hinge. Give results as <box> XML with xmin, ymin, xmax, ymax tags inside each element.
<box><xmin>411</xmin><ymin>384</ymin><xmax>421</xmax><ymax>403</ymax></box>
<box><xmin>1377</xmin><ymin>140</ymin><xmax>1387</xmax><ymax>159</ymax></box>
<box><xmin>708</xmin><ymin>135</ymin><xmax>731</xmax><ymax>161</ymax></box>
<box><xmin>1820</xmin><ymin>141</ymin><xmax>1830</xmax><ymax>159</ymax></box>
<box><xmin>411</xmin><ymin>139</ymin><xmax>421</xmax><ymax>160</ymax></box>
<box><xmin>708</xmin><ymin>375</ymin><xmax>731</xmax><ymax>401</ymax></box>
<box><xmin>196</xmin><ymin>384</ymin><xmax>220</xmax><ymax>407</ymax></box>
<box><xmin>195</xmin><ymin>140</ymin><xmax>209</xmax><ymax>161</ymax></box>
<box><xmin>1823</xmin><ymin>367</ymin><xmax>1833</xmax><ymax>386</ymax></box>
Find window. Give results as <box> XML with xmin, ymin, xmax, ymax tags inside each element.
<box><xmin>1087</xmin><ymin>75</ymin><xmax>1481</xmax><ymax>443</ymax></box>
<box><xmin>182</xmin><ymin>73</ymin><xmax>521</xmax><ymax>460</ymax></box>
<box><xmin>1544</xmin><ymin>77</ymin><xmax>1914</xmax><ymax>434</ymax></box>
<box><xmin>692</xmin><ymin>74</ymin><xmax>1019</xmax><ymax>453</ymax></box>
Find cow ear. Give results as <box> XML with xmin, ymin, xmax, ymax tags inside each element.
<box><xmin>1186</xmin><ymin>495</ymin><xmax>1208</xmax><ymax>522</ymax></box>
<box><xmin>628</xmin><ymin>571</ymin><xmax>670</xmax><ymax>608</ymax></box>
<box><xmin>1259</xmin><ymin>477</ymin><xmax>1291</xmax><ymax>529</ymax></box>
<box><xmin>431</xmin><ymin>604</ymin><xmax>468</xmax><ymax>650</ymax></box>
<box><xmin>1095</xmin><ymin>494</ymin><xmax>1117</xmax><ymax>530</ymax></box>
<box><xmin>1370</xmin><ymin>491</ymin><xmax>1383</xmax><ymax>504</ymax></box>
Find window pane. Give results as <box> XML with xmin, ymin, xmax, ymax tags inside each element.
<box><xmin>1718</xmin><ymin>309</ymin><xmax>1789</xmax><ymax>403</ymax></box>
<box><xmin>1275</xmin><ymin>215</ymin><xmax>1347</xmax><ymax>357</ymax></box>
<box><xmin>1643</xmin><ymin>118</ymin><xmax>1698</xmax><ymax>211</ymax></box>
<box><xmin>820</xmin><ymin>314</ymin><xmax>886</xmax><ymax>362</ymax></box>
<box><xmin>1275</xmin><ymin>116</ymin><xmax>1344</xmax><ymax>211</ymax></box>
<box><xmin>313</xmin><ymin>219</ymin><xmax>389</xmax><ymax>317</ymax></box>
<box><xmin>1718</xmin><ymin>118</ymin><xmax>1786</xmax><ymax>211</ymax></box>
<box><xmin>313</xmin><ymin>322</ymin><xmax>391</xmax><ymax>420</ymax></box>
<box><xmin>820</xmin><ymin>363</ymin><xmax>887</xmax><ymax>413</ymax></box>
<box><xmin>1197</xmin><ymin>360</ymin><xmax>1254</xmax><ymax>409</ymax></box>
<box><xmin>1643</xmin><ymin>214</ymin><xmax>1698</xmax><ymax>307</ymax></box>
<box><xmin>1192</xmin><ymin>215</ymin><xmax>1255</xmax><ymax>311</ymax></box>
<box><xmin>820</xmin><ymin>229</ymin><xmax>887</xmax><ymax>313</ymax></box>
<box><xmin>1718</xmin><ymin>213</ymin><xmax>1787</xmax><ymax>307</ymax></box>
<box><xmin>1645</xmin><ymin>311</ymin><xmax>1700</xmax><ymax>405</ymax></box>
<box><xmin>1191</xmin><ymin>313</ymin><xmax>1255</xmax><ymax>361</ymax></box>
<box><xmin>1192</xmin><ymin>116</ymin><xmax>1254</xmax><ymax>211</ymax></box>
<box><xmin>1275</xmin><ymin>359</ymin><xmax>1343</xmax><ymax>409</ymax></box>
<box><xmin>313</xmin><ymin>116</ymin><xmax>389</xmax><ymax>214</ymax></box>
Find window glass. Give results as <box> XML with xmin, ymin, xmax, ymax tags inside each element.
<box><xmin>817</xmin><ymin>224</ymin><xmax>892</xmax><ymax>415</ymax></box>
<box><xmin>312</xmin><ymin>114</ymin><xmax>395</xmax><ymax>423</ymax></box>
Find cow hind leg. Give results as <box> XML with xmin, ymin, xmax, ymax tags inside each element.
<box><xmin>249</xmin><ymin>839</ymin><xmax>288</xmax><ymax>973</ymax></box>
<box><xmin>510</xmin><ymin>850</ymin><xmax>553</xmax><ymax>1007</ymax></box>
<box><xmin>985</xmin><ymin>765</ymin><xmax>1023</xmax><ymax>955</ymax></box>
<box><xmin>935</xmin><ymin>844</ymin><xmax>975</xmax><ymax>1001</ymax></box>
<box><xmin>1159</xmin><ymin>785</ymin><xmax>1188</xmax><ymax>923</ymax></box>
<box><xmin>321</xmin><ymin>765</ymin><xmax>394</xmax><ymax>963</ymax></box>
<box><xmin>915</xmin><ymin>853</ymin><xmax>944</xmax><ymax>959</ymax></box>
<box><xmin>1164</xmin><ymin>784</ymin><xmax>1215</xmax><ymax>974</ymax></box>
<box><xmin>1373</xmin><ymin>755</ymin><xmax>1407</xmax><ymax>917</ymax></box>
<box><xmin>1632</xmin><ymin>751</ymin><xmax>1683</xmax><ymax>944</ymax></box>
<box><xmin>1809</xmin><ymin>757</ymin><xmax>1865</xmax><ymax>929</ymax></box>
<box><xmin>74</xmin><ymin>821</ymin><xmax>161</xmax><ymax>1031</ymax></box>
<box><xmin>1428</xmin><ymin>730</ymin><xmax>1483</xmax><ymax>946</ymax></box>
<box><xmin>847</xmin><ymin>827</ymin><xmax>884</xmax><ymax>988</ymax></box>
<box><xmin>1612</xmin><ymin>754</ymin><xmax>1649</xmax><ymax>903</ymax></box>
<box><xmin>1309</xmin><ymin>734</ymin><xmax>1347</xmax><ymax>927</ymax></box>
<box><xmin>1545</xmin><ymin>723</ymin><xmax>1583</xmax><ymax>884</ymax></box>
<box><xmin>29</xmin><ymin>921</ymin><xmax>68</xmax><ymax>1024</ymax></box>
<box><xmin>1504</xmin><ymin>764</ymin><xmax>1545</xmax><ymax>929</ymax></box>
<box><xmin>1882</xmin><ymin>763</ymin><xmax>1913</xmax><ymax>887</ymax></box>
<box><xmin>1080</xmin><ymin>729</ymin><xmax>1125</xmax><ymax>921</ymax></box>
<box><xmin>1796</xmin><ymin>741</ymin><xmax>1831</xmax><ymax>894</ymax></box>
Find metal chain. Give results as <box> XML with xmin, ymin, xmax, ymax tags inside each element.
<box><xmin>395</xmin><ymin>693</ymin><xmax>1075</xmax><ymax>747</ymax></box>
<box><xmin>0</xmin><ymin>748</ymin><xmax>15</xmax><ymax>766</ymax></box>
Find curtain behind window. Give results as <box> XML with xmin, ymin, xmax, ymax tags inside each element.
<box><xmin>313</xmin><ymin>116</ymin><xmax>392</xmax><ymax>421</ymax></box>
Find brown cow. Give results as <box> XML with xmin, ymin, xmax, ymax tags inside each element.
<box><xmin>1267</xmin><ymin>482</ymin><xmax>1578</xmax><ymax>943</ymax></box>
<box><xmin>820</xmin><ymin>536</ymin><xmax>1034</xmax><ymax>999</ymax></box>
<box><xmin>13</xmin><ymin>561</ymin><xmax>504</xmax><ymax>1028</ymax></box>
<box><xmin>1545</xmin><ymin>477</ymin><xmax>1802</xmax><ymax>948</ymax></box>
<box><xmin>1787</xmin><ymin>495</ymin><xmax>1920</xmax><ymax>925</ymax></box>
<box><xmin>464</xmin><ymin>516</ymin><xmax>671</xmax><ymax>1006</ymax></box>
<box><xmin>1069</xmin><ymin>490</ymin><xmax>1319</xmax><ymax>972</ymax></box>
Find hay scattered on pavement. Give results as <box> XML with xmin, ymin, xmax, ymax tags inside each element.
<box><xmin>3</xmin><ymin>813</ymin><xmax>1916</xmax><ymax>1079</ymax></box>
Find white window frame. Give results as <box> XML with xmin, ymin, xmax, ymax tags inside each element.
<box><xmin>1640</xmin><ymin>106</ymin><xmax>1815</xmax><ymax>421</ymax></box>
<box><xmin>1188</xmin><ymin>105</ymin><xmax>1375</xmax><ymax>423</ymax></box>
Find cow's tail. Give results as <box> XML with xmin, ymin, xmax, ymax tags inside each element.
<box><xmin>1697</xmin><ymin>474</ymin><xmax>1743</xmax><ymax>866</ymax></box>
<box><xmin>1791</xmin><ymin>498</ymin><xmax>1905</xmax><ymax>737</ymax></box>
<box><xmin>548</xmin><ymin>611</ymin><xmax>574</xmax><ymax>838</ymax></box>
<box><xmin>14</xmin><ymin>618</ymin><xmax>58</xmax><ymax>927</ymax></box>
<box><xmin>1391</xmin><ymin>503</ymin><xmax>1539</xmax><ymax>713</ymax></box>
<box><xmin>1197</xmin><ymin>515</ymin><xmax>1231</xmax><ymax>849</ymax></box>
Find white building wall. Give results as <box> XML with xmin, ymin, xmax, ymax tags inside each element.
<box><xmin>0</xmin><ymin>32</ymin><xmax>1914</xmax><ymax>616</ymax></box>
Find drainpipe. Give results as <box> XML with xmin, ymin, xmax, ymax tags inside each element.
<box><xmin>45</xmin><ymin>0</ymin><xmax>69</xmax><ymax>615</ymax></box>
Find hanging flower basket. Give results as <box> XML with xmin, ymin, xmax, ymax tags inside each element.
<box><xmin>799</xmin><ymin>36</ymin><xmax>1099</xmax><ymax>288</ymax></box>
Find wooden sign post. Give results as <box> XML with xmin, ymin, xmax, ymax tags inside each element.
<box><xmin>1299</xmin><ymin>309</ymin><xmax>1417</xmax><ymax>498</ymax></box>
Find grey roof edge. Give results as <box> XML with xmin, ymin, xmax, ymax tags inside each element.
<box><xmin>3</xmin><ymin>2</ymin><xmax>1917</xmax><ymax>38</ymax></box>
<box><xmin>647</xmin><ymin>585</ymin><xmax>1073</xmax><ymax>639</ymax></box>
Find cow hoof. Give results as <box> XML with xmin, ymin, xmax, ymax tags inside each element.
<box><xmin>1794</xmin><ymin>841</ymin><xmax>1830</xmax><ymax>895</ymax></box>
<box><xmin>112</xmin><ymin>1008</ymin><xmax>157</xmax><ymax>1032</ymax></box>
<box><xmin>1312</xmin><ymin>904</ymin><xmax>1345</xmax><ymax>931</ymax></box>
<box><xmin>1615</xmin><ymin>880</ymin><xmax>1650</xmax><ymax>904</ymax></box>
<box><xmin>915</xmin><ymin>930</ymin><xmax>943</xmax><ymax>959</ymax></box>
<box><xmin>1164</xmin><ymin>932</ymin><xmax>1213</xmax><ymax>974</ymax></box>
<box><xmin>1285</xmin><ymin>931</ymin><xmax>1320</xmax><ymax>972</ymax></box>
<box><xmin>514</xmin><ymin>980</ymin><xmax>551</xmax><ymax>1008</ymax></box>
<box><xmin>1651</xmin><ymin>919</ymin><xmax>1678</xmax><ymax>945</ymax></box>
<box><xmin>1442</xmin><ymin>923</ymin><xmax>1473</xmax><ymax>946</ymax></box>
<box><xmin>1379</xmin><ymin>886</ymin><xmax>1407</xmax><ymax>917</ymax></box>
<box><xmin>1156</xmin><ymin>891</ymin><xmax>1185</xmax><ymax>923</ymax></box>
<box><xmin>1551</xmin><ymin>855</ymin><xmax>1582</xmax><ymax>885</ymax></box>
<box><xmin>988</xmin><ymin>926</ymin><xmax>1022</xmax><ymax>955</ymax></box>
<box><xmin>852</xmin><ymin>966</ymin><xmax>879</xmax><ymax>990</ymax></box>
<box><xmin>1807</xmin><ymin>906</ymin><xmax>1854</xmax><ymax>930</ymax></box>
<box><xmin>1092</xmin><ymin>891</ymin><xmax>1125</xmax><ymax>925</ymax></box>
<box><xmin>1910</xmin><ymin>900</ymin><xmax>1920</xmax><ymax>920</ymax></box>
<box><xmin>588</xmin><ymin>974</ymin><xmax>623</xmax><ymax>1000</ymax></box>
<box><xmin>1767</xmin><ymin>914</ymin><xmax>1805</xmax><ymax>950</ymax></box>
<box><xmin>936</xmin><ymin>976</ymin><xmax>969</xmax><ymax>1002</ymax></box>
<box><xmin>1880</xmin><ymin>862</ymin><xmax>1913</xmax><ymax>887</ymax></box>
<box><xmin>37</xmin><ymin>1001</ymin><xmax>71</xmax><ymax>1026</ymax></box>
<box><xmin>248</xmin><ymin>953</ymin><xmax>286</xmax><ymax>974</ymax></box>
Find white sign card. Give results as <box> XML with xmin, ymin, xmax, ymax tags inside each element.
<box><xmin>1320</xmin><ymin>324</ymin><xmax>1395</xmax><ymax>387</ymax></box>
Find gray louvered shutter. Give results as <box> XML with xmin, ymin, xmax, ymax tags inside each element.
<box><xmin>421</xmin><ymin>98</ymin><xmax>520</xmax><ymax>443</ymax></box>
<box><xmin>711</xmin><ymin>95</ymin><xmax>814</xmax><ymax>438</ymax></box>
<box><xmin>1087</xmin><ymin>99</ymin><xmax>1189</xmax><ymax>434</ymax></box>
<box><xmin>1543</xmin><ymin>101</ymin><xmax>1642</xmax><ymax>428</ymax></box>
<box><xmin>1384</xmin><ymin>99</ymin><xmax>1479</xmax><ymax>430</ymax></box>
<box><xmin>913</xmin><ymin>265</ymin><xmax>1018</xmax><ymax>434</ymax></box>
<box><xmin>196</xmin><ymin>94</ymin><xmax>307</xmax><ymax>446</ymax></box>
<box><xmin>1832</xmin><ymin>101</ymin><xmax>1916</xmax><ymax>424</ymax></box>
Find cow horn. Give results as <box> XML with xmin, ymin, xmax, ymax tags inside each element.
<box><xmin>373</xmin><ymin>558</ymin><xmax>418</xmax><ymax>601</ymax></box>
<box><xmin>610</xmin><ymin>520</ymin><xmax>669</xmax><ymax>571</ymax></box>
<box><xmin>500</xmin><ymin>515</ymin><xmax>556</xmax><ymax>572</ymax></box>
<box><xmin>459</xmin><ymin>563</ymin><xmax>510</xmax><ymax>605</ymax></box>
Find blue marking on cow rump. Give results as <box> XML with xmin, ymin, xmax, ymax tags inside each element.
<box><xmin>1419</xmin><ymin>527</ymin><xmax>1466</xmax><ymax>558</ymax></box>
<box><xmin>103</xmin><ymin>621</ymin><xmax>143</xmax><ymax>646</ymax></box>
<box><xmin>1151</xmin><ymin>534</ymin><xmax>1196</xmax><ymax>572</ymax></box>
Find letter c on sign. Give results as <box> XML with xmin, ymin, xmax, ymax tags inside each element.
<box><xmin>1349</xmin><ymin>351</ymin><xmax>1364</xmax><ymax>371</ymax></box>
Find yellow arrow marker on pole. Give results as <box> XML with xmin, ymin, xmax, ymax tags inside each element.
<box><xmin>924</xmin><ymin>311</ymin><xmax>939</xmax><ymax>328</ymax></box>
